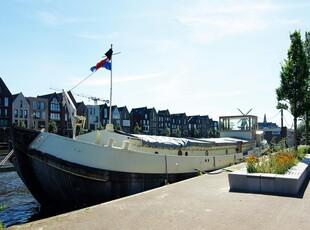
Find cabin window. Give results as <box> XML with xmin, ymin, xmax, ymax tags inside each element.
<box><xmin>178</xmin><ymin>150</ymin><xmax>182</xmax><ymax>156</ymax></box>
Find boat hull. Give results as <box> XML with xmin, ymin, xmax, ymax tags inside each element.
<box><xmin>12</xmin><ymin>127</ymin><xmax>197</xmax><ymax>210</ymax></box>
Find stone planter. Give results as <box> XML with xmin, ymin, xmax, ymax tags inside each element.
<box><xmin>228</xmin><ymin>154</ymin><xmax>310</xmax><ymax>195</ymax></box>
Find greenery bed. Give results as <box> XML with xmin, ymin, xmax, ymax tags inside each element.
<box><xmin>246</xmin><ymin>140</ymin><xmax>309</xmax><ymax>174</ymax></box>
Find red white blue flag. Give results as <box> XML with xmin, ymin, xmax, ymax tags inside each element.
<box><xmin>90</xmin><ymin>48</ymin><xmax>113</xmax><ymax>72</ymax></box>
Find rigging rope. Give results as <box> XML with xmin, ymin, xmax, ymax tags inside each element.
<box><xmin>70</xmin><ymin>71</ymin><xmax>96</xmax><ymax>91</ymax></box>
<box><xmin>257</xmin><ymin>110</ymin><xmax>281</xmax><ymax>121</ymax></box>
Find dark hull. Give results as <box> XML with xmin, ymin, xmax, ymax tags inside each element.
<box><xmin>12</xmin><ymin>127</ymin><xmax>197</xmax><ymax>210</ymax></box>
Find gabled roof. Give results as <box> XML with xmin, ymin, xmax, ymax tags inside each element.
<box><xmin>130</xmin><ymin>106</ymin><xmax>147</xmax><ymax>115</ymax></box>
<box><xmin>145</xmin><ymin>107</ymin><xmax>157</xmax><ymax>115</ymax></box>
<box><xmin>0</xmin><ymin>78</ymin><xmax>12</xmax><ymax>95</ymax></box>
<box><xmin>118</xmin><ymin>106</ymin><xmax>129</xmax><ymax>113</ymax></box>
<box><xmin>158</xmin><ymin>109</ymin><xmax>170</xmax><ymax>115</ymax></box>
<box><xmin>38</xmin><ymin>92</ymin><xmax>60</xmax><ymax>101</ymax></box>
<box><xmin>187</xmin><ymin>115</ymin><xmax>200</xmax><ymax>123</ymax></box>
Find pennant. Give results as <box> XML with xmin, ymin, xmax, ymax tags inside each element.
<box><xmin>105</xmin><ymin>48</ymin><xmax>113</xmax><ymax>60</ymax></box>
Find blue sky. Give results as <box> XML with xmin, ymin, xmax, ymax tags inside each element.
<box><xmin>1</xmin><ymin>0</ymin><xmax>310</xmax><ymax>127</ymax></box>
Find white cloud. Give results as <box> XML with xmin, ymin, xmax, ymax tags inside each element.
<box><xmin>175</xmin><ymin>1</ymin><xmax>310</xmax><ymax>44</ymax></box>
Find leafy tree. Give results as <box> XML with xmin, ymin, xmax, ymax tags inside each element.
<box><xmin>115</xmin><ymin>123</ymin><xmax>122</xmax><ymax>131</ymax></box>
<box><xmin>163</xmin><ymin>127</ymin><xmax>170</xmax><ymax>136</ymax></box>
<box><xmin>48</xmin><ymin>120</ymin><xmax>58</xmax><ymax>133</ymax></box>
<box><xmin>194</xmin><ymin>128</ymin><xmax>200</xmax><ymax>138</ymax></box>
<box><xmin>175</xmin><ymin>128</ymin><xmax>181</xmax><ymax>137</ymax></box>
<box><xmin>133</xmin><ymin>122</ymin><xmax>141</xmax><ymax>134</ymax></box>
<box><xmin>18</xmin><ymin>120</ymin><xmax>26</xmax><ymax>128</ymax></box>
<box><xmin>303</xmin><ymin>31</ymin><xmax>310</xmax><ymax>145</ymax></box>
<box><xmin>276</xmin><ymin>30</ymin><xmax>309</xmax><ymax>149</ymax></box>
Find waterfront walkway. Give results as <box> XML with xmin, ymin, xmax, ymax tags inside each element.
<box><xmin>9</xmin><ymin>166</ymin><xmax>310</xmax><ymax>230</ymax></box>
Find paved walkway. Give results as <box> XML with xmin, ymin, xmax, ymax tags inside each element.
<box><xmin>9</xmin><ymin>167</ymin><xmax>310</xmax><ymax>230</ymax></box>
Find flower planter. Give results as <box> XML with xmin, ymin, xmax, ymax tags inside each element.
<box><xmin>228</xmin><ymin>154</ymin><xmax>310</xmax><ymax>195</ymax></box>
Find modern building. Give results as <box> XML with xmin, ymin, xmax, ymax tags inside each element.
<box><xmin>157</xmin><ymin>109</ymin><xmax>170</xmax><ymax>136</ymax></box>
<box><xmin>12</xmin><ymin>92</ymin><xmax>30</xmax><ymax>128</ymax></box>
<box><xmin>118</xmin><ymin>106</ymin><xmax>130</xmax><ymax>133</ymax></box>
<box><xmin>0</xmin><ymin>78</ymin><xmax>12</xmax><ymax>142</ymax></box>
<box><xmin>86</xmin><ymin>104</ymin><xmax>100</xmax><ymax>131</ymax></box>
<box><xmin>27</xmin><ymin>96</ymin><xmax>49</xmax><ymax>130</ymax></box>
<box><xmin>171</xmin><ymin>113</ymin><xmax>188</xmax><ymax>137</ymax></box>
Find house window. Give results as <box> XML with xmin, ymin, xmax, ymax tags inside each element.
<box><xmin>33</xmin><ymin>101</ymin><xmax>36</xmax><ymax>109</ymax></box>
<box><xmin>4</xmin><ymin>97</ymin><xmax>9</xmax><ymax>107</ymax></box>
<box><xmin>20</xmin><ymin>100</ymin><xmax>23</xmax><ymax>108</ymax></box>
<box><xmin>4</xmin><ymin>109</ymin><xmax>7</xmax><ymax>116</ymax></box>
<box><xmin>19</xmin><ymin>109</ymin><xmax>23</xmax><ymax>118</ymax></box>
<box><xmin>38</xmin><ymin>102</ymin><xmax>45</xmax><ymax>110</ymax></box>
<box><xmin>24</xmin><ymin>110</ymin><xmax>28</xmax><ymax>118</ymax></box>
<box><xmin>14</xmin><ymin>109</ymin><xmax>18</xmax><ymax>118</ymax></box>
<box><xmin>35</xmin><ymin>111</ymin><xmax>41</xmax><ymax>118</ymax></box>
<box><xmin>50</xmin><ymin>113</ymin><xmax>60</xmax><ymax>121</ymax></box>
<box><xmin>42</xmin><ymin>112</ymin><xmax>46</xmax><ymax>120</ymax></box>
<box><xmin>104</xmin><ymin>108</ymin><xmax>108</xmax><ymax>118</ymax></box>
<box><xmin>50</xmin><ymin>98</ymin><xmax>60</xmax><ymax>111</ymax></box>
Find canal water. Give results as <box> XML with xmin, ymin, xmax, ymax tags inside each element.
<box><xmin>0</xmin><ymin>171</ymin><xmax>40</xmax><ymax>228</ymax></box>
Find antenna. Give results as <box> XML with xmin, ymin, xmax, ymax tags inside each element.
<box><xmin>237</xmin><ymin>108</ymin><xmax>252</xmax><ymax>116</ymax></box>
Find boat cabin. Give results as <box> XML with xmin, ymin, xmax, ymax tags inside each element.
<box><xmin>219</xmin><ymin>115</ymin><xmax>258</xmax><ymax>140</ymax></box>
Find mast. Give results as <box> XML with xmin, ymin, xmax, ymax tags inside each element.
<box><xmin>109</xmin><ymin>44</ymin><xmax>113</xmax><ymax>126</ymax></box>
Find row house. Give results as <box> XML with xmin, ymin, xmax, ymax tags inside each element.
<box><xmin>1</xmin><ymin>78</ymin><xmax>219</xmax><ymax>140</ymax></box>
<box><xmin>158</xmin><ymin>110</ymin><xmax>170</xmax><ymax>136</ymax></box>
<box><xmin>130</xmin><ymin>107</ymin><xmax>158</xmax><ymax>135</ymax></box>
<box><xmin>99</xmin><ymin>104</ymin><xmax>130</xmax><ymax>132</ymax></box>
<box><xmin>187</xmin><ymin>115</ymin><xmax>218</xmax><ymax>138</ymax></box>
<box><xmin>86</xmin><ymin>104</ymin><xmax>100</xmax><ymax>130</ymax></box>
<box><xmin>12</xmin><ymin>92</ymin><xmax>30</xmax><ymax>128</ymax></box>
<box><xmin>171</xmin><ymin>113</ymin><xmax>188</xmax><ymax>137</ymax></box>
<box><xmin>0</xmin><ymin>78</ymin><xmax>12</xmax><ymax>142</ymax></box>
<box><xmin>38</xmin><ymin>91</ymin><xmax>77</xmax><ymax>136</ymax></box>
<box><xmin>27</xmin><ymin>96</ymin><xmax>49</xmax><ymax>130</ymax></box>
<box><xmin>118</xmin><ymin>106</ymin><xmax>130</xmax><ymax>133</ymax></box>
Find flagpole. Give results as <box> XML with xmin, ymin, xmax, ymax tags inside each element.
<box><xmin>109</xmin><ymin>44</ymin><xmax>113</xmax><ymax>126</ymax></box>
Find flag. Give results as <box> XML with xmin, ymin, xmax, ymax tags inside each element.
<box><xmin>90</xmin><ymin>58</ymin><xmax>111</xmax><ymax>72</ymax></box>
<box><xmin>90</xmin><ymin>48</ymin><xmax>113</xmax><ymax>72</ymax></box>
<box><xmin>105</xmin><ymin>48</ymin><xmax>113</xmax><ymax>59</ymax></box>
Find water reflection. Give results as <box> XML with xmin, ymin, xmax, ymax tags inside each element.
<box><xmin>0</xmin><ymin>171</ymin><xmax>39</xmax><ymax>227</ymax></box>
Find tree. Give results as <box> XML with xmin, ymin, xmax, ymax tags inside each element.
<box><xmin>194</xmin><ymin>128</ymin><xmax>200</xmax><ymax>138</ymax></box>
<box><xmin>175</xmin><ymin>128</ymin><xmax>181</xmax><ymax>137</ymax></box>
<box><xmin>133</xmin><ymin>122</ymin><xmax>141</xmax><ymax>134</ymax></box>
<box><xmin>303</xmin><ymin>31</ymin><xmax>310</xmax><ymax>145</ymax></box>
<box><xmin>276</xmin><ymin>30</ymin><xmax>309</xmax><ymax>150</ymax></box>
<box><xmin>18</xmin><ymin>120</ymin><xmax>26</xmax><ymax>128</ymax></box>
<box><xmin>163</xmin><ymin>127</ymin><xmax>170</xmax><ymax>136</ymax></box>
<box><xmin>48</xmin><ymin>120</ymin><xmax>58</xmax><ymax>133</ymax></box>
